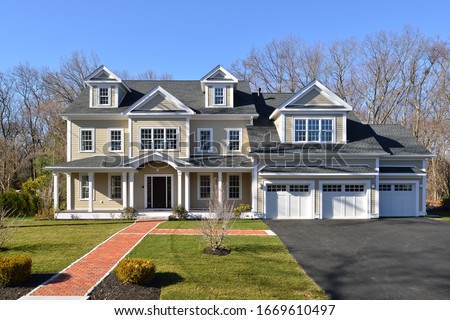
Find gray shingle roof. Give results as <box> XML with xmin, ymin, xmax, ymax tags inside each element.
<box><xmin>188</xmin><ymin>156</ymin><xmax>253</xmax><ymax>168</ymax></box>
<box><xmin>48</xmin><ymin>156</ymin><xmax>131</xmax><ymax>169</ymax></box>
<box><xmin>64</xmin><ymin>80</ymin><xmax>257</xmax><ymax>115</ymax></box>
<box><xmin>261</xmin><ymin>166</ymin><xmax>377</xmax><ymax>174</ymax></box>
<box><xmin>379</xmin><ymin>167</ymin><xmax>424</xmax><ymax>174</ymax></box>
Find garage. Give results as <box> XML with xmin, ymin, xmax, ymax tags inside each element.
<box><xmin>379</xmin><ymin>182</ymin><xmax>418</xmax><ymax>217</ymax></box>
<box><xmin>321</xmin><ymin>182</ymin><xmax>369</xmax><ymax>219</ymax></box>
<box><xmin>265</xmin><ymin>182</ymin><xmax>314</xmax><ymax>219</ymax></box>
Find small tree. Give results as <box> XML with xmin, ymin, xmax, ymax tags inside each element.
<box><xmin>0</xmin><ymin>206</ymin><xmax>22</xmax><ymax>250</ymax></box>
<box><xmin>199</xmin><ymin>180</ymin><xmax>233</xmax><ymax>255</ymax></box>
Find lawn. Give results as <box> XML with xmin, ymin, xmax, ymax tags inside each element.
<box><xmin>0</xmin><ymin>217</ymin><xmax>132</xmax><ymax>273</ymax></box>
<box><xmin>157</xmin><ymin>219</ymin><xmax>269</xmax><ymax>230</ymax></box>
<box><xmin>127</xmin><ymin>232</ymin><xmax>327</xmax><ymax>300</ymax></box>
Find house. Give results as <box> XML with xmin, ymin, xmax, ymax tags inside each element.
<box><xmin>47</xmin><ymin>65</ymin><xmax>432</xmax><ymax>219</ymax></box>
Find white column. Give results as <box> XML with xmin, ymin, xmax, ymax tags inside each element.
<box><xmin>53</xmin><ymin>173</ymin><xmax>59</xmax><ymax>212</ymax></box>
<box><xmin>218</xmin><ymin>171</ymin><xmax>223</xmax><ymax>205</ymax></box>
<box><xmin>122</xmin><ymin>172</ymin><xmax>128</xmax><ymax>209</ymax></box>
<box><xmin>129</xmin><ymin>172</ymin><xmax>135</xmax><ymax>208</ymax></box>
<box><xmin>184</xmin><ymin>172</ymin><xmax>190</xmax><ymax>211</ymax></box>
<box><xmin>252</xmin><ymin>162</ymin><xmax>258</xmax><ymax>213</ymax></box>
<box><xmin>128</xmin><ymin>118</ymin><xmax>133</xmax><ymax>159</ymax></box>
<box><xmin>177</xmin><ymin>171</ymin><xmax>183</xmax><ymax>206</ymax></box>
<box><xmin>422</xmin><ymin>175</ymin><xmax>427</xmax><ymax>215</ymax></box>
<box><xmin>374</xmin><ymin>157</ymin><xmax>380</xmax><ymax>218</ymax></box>
<box><xmin>66</xmin><ymin>173</ymin><xmax>72</xmax><ymax>210</ymax></box>
<box><xmin>88</xmin><ymin>172</ymin><xmax>94</xmax><ymax>213</ymax></box>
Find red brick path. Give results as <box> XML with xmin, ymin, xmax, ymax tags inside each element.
<box><xmin>30</xmin><ymin>221</ymin><xmax>162</xmax><ymax>297</ymax></box>
<box><xmin>151</xmin><ymin>229</ymin><xmax>271</xmax><ymax>236</ymax></box>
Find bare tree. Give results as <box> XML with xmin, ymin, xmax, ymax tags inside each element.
<box><xmin>0</xmin><ymin>206</ymin><xmax>22</xmax><ymax>250</ymax></box>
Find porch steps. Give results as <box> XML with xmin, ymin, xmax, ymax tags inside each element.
<box><xmin>137</xmin><ymin>216</ymin><xmax>169</xmax><ymax>221</ymax></box>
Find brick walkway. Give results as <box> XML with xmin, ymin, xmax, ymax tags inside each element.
<box><xmin>151</xmin><ymin>229</ymin><xmax>276</xmax><ymax>236</ymax></box>
<box><xmin>28</xmin><ymin>221</ymin><xmax>162</xmax><ymax>298</ymax></box>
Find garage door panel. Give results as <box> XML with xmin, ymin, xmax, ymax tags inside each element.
<box><xmin>322</xmin><ymin>183</ymin><xmax>368</xmax><ymax>219</ymax></box>
<box><xmin>380</xmin><ymin>183</ymin><xmax>416</xmax><ymax>217</ymax></box>
<box><xmin>266</xmin><ymin>183</ymin><xmax>313</xmax><ymax>219</ymax></box>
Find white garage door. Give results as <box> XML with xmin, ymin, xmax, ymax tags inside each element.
<box><xmin>322</xmin><ymin>184</ymin><xmax>368</xmax><ymax>219</ymax></box>
<box><xmin>380</xmin><ymin>183</ymin><xmax>417</xmax><ymax>217</ymax></box>
<box><xmin>266</xmin><ymin>184</ymin><xmax>313</xmax><ymax>219</ymax></box>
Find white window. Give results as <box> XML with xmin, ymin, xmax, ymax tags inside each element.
<box><xmin>289</xmin><ymin>185</ymin><xmax>309</xmax><ymax>192</ymax></box>
<box><xmin>80</xmin><ymin>175</ymin><xmax>89</xmax><ymax>199</ymax></box>
<box><xmin>110</xmin><ymin>175</ymin><xmax>122</xmax><ymax>199</ymax></box>
<box><xmin>139</xmin><ymin>127</ymin><xmax>179</xmax><ymax>151</ymax></box>
<box><xmin>227</xmin><ymin>129</ymin><xmax>242</xmax><ymax>152</ymax></box>
<box><xmin>294</xmin><ymin>118</ymin><xmax>334</xmax><ymax>142</ymax></box>
<box><xmin>197</xmin><ymin>129</ymin><xmax>213</xmax><ymax>152</ymax></box>
<box><xmin>394</xmin><ymin>184</ymin><xmax>413</xmax><ymax>191</ymax></box>
<box><xmin>323</xmin><ymin>184</ymin><xmax>342</xmax><ymax>192</ymax></box>
<box><xmin>214</xmin><ymin>87</ymin><xmax>225</xmax><ymax>105</ymax></box>
<box><xmin>345</xmin><ymin>184</ymin><xmax>365</xmax><ymax>192</ymax></box>
<box><xmin>267</xmin><ymin>185</ymin><xmax>287</xmax><ymax>192</ymax></box>
<box><xmin>198</xmin><ymin>175</ymin><xmax>211</xmax><ymax>200</ymax></box>
<box><xmin>98</xmin><ymin>87</ymin><xmax>110</xmax><ymax>105</ymax></box>
<box><xmin>109</xmin><ymin>129</ymin><xmax>123</xmax><ymax>152</ymax></box>
<box><xmin>80</xmin><ymin>129</ymin><xmax>94</xmax><ymax>152</ymax></box>
<box><xmin>228</xmin><ymin>174</ymin><xmax>241</xmax><ymax>200</ymax></box>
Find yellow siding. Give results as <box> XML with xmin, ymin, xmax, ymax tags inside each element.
<box><xmin>284</xmin><ymin>114</ymin><xmax>344</xmax><ymax>143</ymax></box>
<box><xmin>71</xmin><ymin>120</ymin><xmax>128</xmax><ymax>160</ymax></box>
<box><xmin>207</xmin><ymin>85</ymin><xmax>232</xmax><ymax>107</ymax></box>
<box><xmin>190</xmin><ymin>119</ymin><xmax>250</xmax><ymax>155</ymax></box>
<box><xmin>285</xmin><ymin>116</ymin><xmax>293</xmax><ymax>142</ymax></box>
<box><xmin>92</xmin><ymin>86</ymin><xmax>97</xmax><ymax>106</ymax></box>
<box><xmin>292</xmin><ymin>88</ymin><xmax>337</xmax><ymax>105</ymax></box>
<box><xmin>110</xmin><ymin>86</ymin><xmax>115</xmax><ymax>107</ymax></box>
<box><xmin>137</xmin><ymin>93</ymin><xmax>182</xmax><ymax>111</ymax></box>
<box><xmin>72</xmin><ymin>173</ymin><xmax>122</xmax><ymax>210</ymax></box>
<box><xmin>132</xmin><ymin>119</ymin><xmax>187</xmax><ymax>158</ymax></box>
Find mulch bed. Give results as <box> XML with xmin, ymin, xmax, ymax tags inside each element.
<box><xmin>0</xmin><ymin>273</ymin><xmax>55</xmax><ymax>300</ymax></box>
<box><xmin>89</xmin><ymin>272</ymin><xmax>160</xmax><ymax>300</ymax></box>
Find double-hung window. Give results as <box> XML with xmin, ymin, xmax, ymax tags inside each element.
<box><xmin>110</xmin><ymin>175</ymin><xmax>122</xmax><ymax>199</ymax></box>
<box><xmin>199</xmin><ymin>175</ymin><xmax>211</xmax><ymax>199</ymax></box>
<box><xmin>80</xmin><ymin>175</ymin><xmax>90</xmax><ymax>199</ymax></box>
<box><xmin>197</xmin><ymin>129</ymin><xmax>213</xmax><ymax>152</ymax></box>
<box><xmin>99</xmin><ymin>87</ymin><xmax>110</xmax><ymax>105</ymax></box>
<box><xmin>140</xmin><ymin>127</ymin><xmax>179</xmax><ymax>151</ymax></box>
<box><xmin>294</xmin><ymin>119</ymin><xmax>333</xmax><ymax>142</ymax></box>
<box><xmin>109</xmin><ymin>129</ymin><xmax>123</xmax><ymax>152</ymax></box>
<box><xmin>227</xmin><ymin>129</ymin><xmax>241</xmax><ymax>152</ymax></box>
<box><xmin>228</xmin><ymin>174</ymin><xmax>241</xmax><ymax>199</ymax></box>
<box><xmin>214</xmin><ymin>87</ymin><xmax>225</xmax><ymax>105</ymax></box>
<box><xmin>80</xmin><ymin>129</ymin><xmax>94</xmax><ymax>152</ymax></box>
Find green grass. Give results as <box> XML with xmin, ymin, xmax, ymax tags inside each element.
<box><xmin>128</xmin><ymin>234</ymin><xmax>327</xmax><ymax>300</ymax></box>
<box><xmin>0</xmin><ymin>218</ymin><xmax>132</xmax><ymax>273</ymax></box>
<box><xmin>157</xmin><ymin>220</ymin><xmax>269</xmax><ymax>230</ymax></box>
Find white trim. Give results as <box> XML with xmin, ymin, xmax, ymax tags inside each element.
<box><xmin>218</xmin><ymin>171</ymin><xmax>223</xmax><ymax>205</ymax></box>
<box><xmin>319</xmin><ymin>179</ymin><xmax>371</xmax><ymax>220</ymax></box>
<box><xmin>67</xmin><ymin>120</ymin><xmax>72</xmax><ymax>161</ymax></box>
<box><xmin>379</xmin><ymin>173</ymin><xmax>426</xmax><ymax>176</ymax></box>
<box><xmin>129</xmin><ymin>172</ymin><xmax>134</xmax><ymax>208</ymax></box>
<box><xmin>227</xmin><ymin>173</ymin><xmax>242</xmax><ymax>200</ymax></box>
<box><xmin>197</xmin><ymin>173</ymin><xmax>213</xmax><ymax>200</ymax></box>
<box><xmin>66</xmin><ymin>173</ymin><xmax>72</xmax><ymax>211</ymax></box>
<box><xmin>186</xmin><ymin>117</ymin><xmax>190</xmax><ymax>158</ymax></box>
<box><xmin>177</xmin><ymin>171</ymin><xmax>182</xmax><ymax>206</ymax></box>
<box><xmin>144</xmin><ymin>174</ymin><xmax>174</xmax><ymax>209</ymax></box>
<box><xmin>260</xmin><ymin>172</ymin><xmax>377</xmax><ymax>177</ymax></box>
<box><xmin>48</xmin><ymin>167</ymin><xmax>136</xmax><ymax>173</ymax></box>
<box><xmin>79</xmin><ymin>128</ymin><xmax>95</xmax><ymax>153</ymax></box>
<box><xmin>252</xmin><ymin>162</ymin><xmax>258</xmax><ymax>213</ymax></box>
<box><xmin>200</xmin><ymin>65</ymin><xmax>238</xmax><ymax>89</ymax></box>
<box><xmin>124</xmin><ymin>86</ymin><xmax>194</xmax><ymax>115</ymax></box>
<box><xmin>138</xmin><ymin>126</ymin><xmax>180</xmax><ymax>152</ymax></box>
<box><xmin>184</xmin><ymin>172</ymin><xmax>190</xmax><ymax>211</ymax></box>
<box><xmin>214</xmin><ymin>85</ymin><xmax>226</xmax><ymax>106</ymax></box>
<box><xmin>108</xmin><ymin>173</ymin><xmax>122</xmax><ymax>200</ymax></box>
<box><xmin>196</xmin><ymin>128</ymin><xmax>214</xmax><ymax>153</ymax></box>
<box><xmin>88</xmin><ymin>172</ymin><xmax>94</xmax><ymax>213</ymax></box>
<box><xmin>128</xmin><ymin>118</ymin><xmax>133</xmax><ymax>158</ymax></box>
<box><xmin>53</xmin><ymin>173</ymin><xmax>59</xmax><ymax>211</ymax></box>
<box><xmin>280</xmin><ymin>114</ymin><xmax>286</xmax><ymax>143</ymax></box>
<box><xmin>225</xmin><ymin>128</ymin><xmax>243</xmax><ymax>153</ymax></box>
<box><xmin>262</xmin><ymin>179</ymin><xmax>315</xmax><ymax>219</ymax></box>
<box><xmin>84</xmin><ymin>65</ymin><xmax>131</xmax><ymax>92</ymax></box>
<box><xmin>191</xmin><ymin>114</ymin><xmax>259</xmax><ymax>120</ymax></box>
<box><xmin>374</xmin><ymin>158</ymin><xmax>380</xmax><ymax>217</ymax></box>
<box><xmin>342</xmin><ymin>113</ymin><xmax>347</xmax><ymax>142</ymax></box>
<box><xmin>108</xmin><ymin>128</ymin><xmax>124</xmax><ymax>153</ymax></box>
<box><xmin>115</xmin><ymin>84</ymin><xmax>119</xmax><ymax>107</ymax></box>
<box><xmin>422</xmin><ymin>175</ymin><xmax>427</xmax><ymax>214</ymax></box>
<box><xmin>79</xmin><ymin>173</ymin><xmax>91</xmax><ymax>201</ymax></box>
<box><xmin>97</xmin><ymin>85</ymin><xmax>112</xmax><ymax>107</ymax></box>
<box><xmin>269</xmin><ymin>80</ymin><xmax>353</xmax><ymax>120</ymax></box>
<box><xmin>292</xmin><ymin>117</ymin><xmax>335</xmax><ymax>143</ymax></box>
<box><xmin>122</xmin><ymin>172</ymin><xmax>128</xmax><ymax>209</ymax></box>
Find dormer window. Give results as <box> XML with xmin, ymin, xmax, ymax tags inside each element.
<box><xmin>99</xmin><ymin>87</ymin><xmax>110</xmax><ymax>105</ymax></box>
<box><xmin>214</xmin><ymin>87</ymin><xmax>225</xmax><ymax>105</ymax></box>
<box><xmin>294</xmin><ymin>118</ymin><xmax>334</xmax><ymax>143</ymax></box>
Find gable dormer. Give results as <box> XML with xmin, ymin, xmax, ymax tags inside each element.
<box><xmin>200</xmin><ymin>65</ymin><xmax>238</xmax><ymax>108</ymax></box>
<box><xmin>270</xmin><ymin>80</ymin><xmax>352</xmax><ymax>144</ymax></box>
<box><xmin>84</xmin><ymin>65</ymin><xmax>131</xmax><ymax>108</ymax></box>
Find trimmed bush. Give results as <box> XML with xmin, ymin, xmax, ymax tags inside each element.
<box><xmin>116</xmin><ymin>258</ymin><xmax>156</xmax><ymax>285</ymax></box>
<box><xmin>0</xmin><ymin>255</ymin><xmax>32</xmax><ymax>287</ymax></box>
<box><xmin>232</xmin><ymin>203</ymin><xmax>251</xmax><ymax>219</ymax></box>
<box><xmin>121</xmin><ymin>207</ymin><xmax>138</xmax><ymax>220</ymax></box>
<box><xmin>173</xmin><ymin>204</ymin><xmax>188</xmax><ymax>220</ymax></box>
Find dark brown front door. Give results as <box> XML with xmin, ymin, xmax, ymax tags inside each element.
<box><xmin>146</xmin><ymin>176</ymin><xmax>172</xmax><ymax>209</ymax></box>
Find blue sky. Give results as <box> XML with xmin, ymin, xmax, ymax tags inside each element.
<box><xmin>0</xmin><ymin>0</ymin><xmax>448</xmax><ymax>79</ymax></box>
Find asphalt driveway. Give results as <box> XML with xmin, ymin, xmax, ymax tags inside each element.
<box><xmin>265</xmin><ymin>218</ymin><xmax>450</xmax><ymax>299</ymax></box>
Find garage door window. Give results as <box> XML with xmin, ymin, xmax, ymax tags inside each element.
<box><xmin>394</xmin><ymin>184</ymin><xmax>412</xmax><ymax>191</ymax></box>
<box><xmin>290</xmin><ymin>185</ymin><xmax>309</xmax><ymax>192</ymax></box>
<box><xmin>380</xmin><ymin>184</ymin><xmax>391</xmax><ymax>191</ymax></box>
<box><xmin>345</xmin><ymin>185</ymin><xmax>365</xmax><ymax>192</ymax></box>
<box><xmin>323</xmin><ymin>185</ymin><xmax>342</xmax><ymax>192</ymax></box>
<box><xmin>267</xmin><ymin>185</ymin><xmax>286</xmax><ymax>192</ymax></box>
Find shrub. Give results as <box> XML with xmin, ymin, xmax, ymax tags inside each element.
<box><xmin>232</xmin><ymin>203</ymin><xmax>251</xmax><ymax>219</ymax></box>
<box><xmin>442</xmin><ymin>194</ymin><xmax>450</xmax><ymax>211</ymax></box>
<box><xmin>121</xmin><ymin>207</ymin><xmax>138</xmax><ymax>220</ymax></box>
<box><xmin>173</xmin><ymin>204</ymin><xmax>188</xmax><ymax>220</ymax></box>
<box><xmin>0</xmin><ymin>255</ymin><xmax>32</xmax><ymax>287</ymax></box>
<box><xmin>116</xmin><ymin>258</ymin><xmax>155</xmax><ymax>285</ymax></box>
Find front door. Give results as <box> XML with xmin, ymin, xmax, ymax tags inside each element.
<box><xmin>146</xmin><ymin>175</ymin><xmax>172</xmax><ymax>209</ymax></box>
